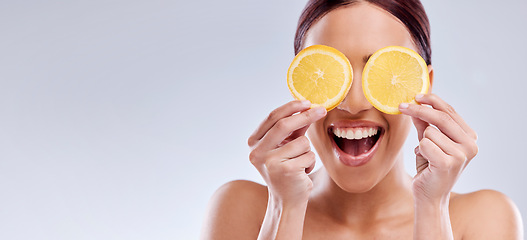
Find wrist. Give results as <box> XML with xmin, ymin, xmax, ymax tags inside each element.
<box><xmin>414</xmin><ymin>194</ymin><xmax>450</xmax><ymax>227</ymax></box>
<box><xmin>268</xmin><ymin>192</ymin><xmax>309</xmax><ymax>213</ymax></box>
<box><xmin>414</xmin><ymin>192</ymin><xmax>450</xmax><ymax>209</ymax></box>
<box><xmin>414</xmin><ymin>194</ymin><xmax>453</xmax><ymax>240</ymax></box>
<box><xmin>259</xmin><ymin>193</ymin><xmax>308</xmax><ymax>240</ymax></box>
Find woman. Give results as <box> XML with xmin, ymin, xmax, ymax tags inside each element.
<box><xmin>202</xmin><ymin>0</ymin><xmax>523</xmax><ymax>239</ymax></box>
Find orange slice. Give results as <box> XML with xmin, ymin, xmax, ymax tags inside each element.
<box><xmin>287</xmin><ymin>45</ymin><xmax>353</xmax><ymax>111</ymax></box>
<box><xmin>362</xmin><ymin>46</ymin><xmax>430</xmax><ymax>114</ymax></box>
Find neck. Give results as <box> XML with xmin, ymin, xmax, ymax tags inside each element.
<box><xmin>309</xmin><ymin>153</ymin><xmax>414</xmax><ymax>225</ymax></box>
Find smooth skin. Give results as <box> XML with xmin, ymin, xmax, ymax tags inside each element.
<box><xmin>201</xmin><ymin>2</ymin><xmax>523</xmax><ymax>240</ymax></box>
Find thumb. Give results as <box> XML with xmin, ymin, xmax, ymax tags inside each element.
<box><xmin>278</xmin><ymin>125</ymin><xmax>310</xmax><ymax>147</ymax></box>
<box><xmin>289</xmin><ymin>125</ymin><xmax>310</xmax><ymax>139</ymax></box>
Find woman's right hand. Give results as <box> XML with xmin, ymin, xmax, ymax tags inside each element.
<box><xmin>248</xmin><ymin>100</ymin><xmax>327</xmax><ymax>205</ymax></box>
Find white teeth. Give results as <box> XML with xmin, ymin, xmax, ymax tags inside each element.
<box><xmin>346</xmin><ymin>130</ymin><xmax>354</xmax><ymax>139</ymax></box>
<box><xmin>333</xmin><ymin>127</ymin><xmax>380</xmax><ymax>140</ymax></box>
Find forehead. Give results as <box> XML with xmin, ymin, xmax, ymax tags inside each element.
<box><xmin>304</xmin><ymin>3</ymin><xmax>415</xmax><ymax>59</ymax></box>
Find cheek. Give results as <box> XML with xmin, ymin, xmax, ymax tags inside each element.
<box><xmin>385</xmin><ymin>114</ymin><xmax>412</xmax><ymax>151</ymax></box>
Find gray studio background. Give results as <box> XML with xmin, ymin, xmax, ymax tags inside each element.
<box><xmin>1</xmin><ymin>0</ymin><xmax>526</xmax><ymax>239</ymax></box>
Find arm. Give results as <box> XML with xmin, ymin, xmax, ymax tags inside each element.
<box><xmin>399</xmin><ymin>93</ymin><xmax>478</xmax><ymax>240</ymax></box>
<box><xmin>202</xmin><ymin>101</ymin><xmax>326</xmax><ymax>240</ymax></box>
<box><xmin>401</xmin><ymin>94</ymin><xmax>524</xmax><ymax>239</ymax></box>
<box><xmin>258</xmin><ymin>193</ymin><xmax>308</xmax><ymax>240</ymax></box>
<box><xmin>413</xmin><ymin>196</ymin><xmax>453</xmax><ymax>240</ymax></box>
<box><xmin>247</xmin><ymin>101</ymin><xmax>325</xmax><ymax>239</ymax></box>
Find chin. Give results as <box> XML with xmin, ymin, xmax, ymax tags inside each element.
<box><xmin>321</xmin><ymin>149</ymin><xmax>394</xmax><ymax>194</ymax></box>
<box><xmin>333</xmin><ymin>174</ymin><xmax>381</xmax><ymax>193</ymax></box>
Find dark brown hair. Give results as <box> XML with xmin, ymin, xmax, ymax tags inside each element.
<box><xmin>294</xmin><ymin>0</ymin><xmax>432</xmax><ymax>65</ymax></box>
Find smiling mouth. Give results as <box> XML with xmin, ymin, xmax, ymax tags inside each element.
<box><xmin>328</xmin><ymin>125</ymin><xmax>384</xmax><ymax>166</ymax></box>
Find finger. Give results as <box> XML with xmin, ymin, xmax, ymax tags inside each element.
<box><xmin>273</xmin><ymin>135</ymin><xmax>311</xmax><ymax>159</ymax></box>
<box><xmin>279</xmin><ymin>125</ymin><xmax>309</xmax><ymax>147</ymax></box>
<box><xmin>248</xmin><ymin>100</ymin><xmax>311</xmax><ymax>147</ymax></box>
<box><xmin>418</xmin><ymin>138</ymin><xmax>450</xmax><ymax>170</ymax></box>
<box><xmin>422</xmin><ymin>126</ymin><xmax>459</xmax><ymax>157</ymax></box>
<box><xmin>411</xmin><ymin>116</ymin><xmax>429</xmax><ymax>141</ymax></box>
<box><xmin>399</xmin><ymin>103</ymin><xmax>466</xmax><ymax>144</ymax></box>
<box><xmin>259</xmin><ymin>106</ymin><xmax>326</xmax><ymax>151</ymax></box>
<box><xmin>282</xmin><ymin>151</ymin><xmax>316</xmax><ymax>170</ymax></box>
<box><xmin>415</xmin><ymin>94</ymin><xmax>477</xmax><ymax>140</ymax></box>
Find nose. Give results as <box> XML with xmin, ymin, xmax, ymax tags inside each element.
<box><xmin>336</xmin><ymin>71</ymin><xmax>373</xmax><ymax>114</ymax></box>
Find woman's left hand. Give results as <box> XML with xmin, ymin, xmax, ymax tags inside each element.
<box><xmin>399</xmin><ymin>93</ymin><xmax>478</xmax><ymax>204</ymax></box>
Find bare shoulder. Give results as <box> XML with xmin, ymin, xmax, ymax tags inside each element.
<box><xmin>200</xmin><ymin>180</ymin><xmax>269</xmax><ymax>240</ymax></box>
<box><xmin>450</xmin><ymin>190</ymin><xmax>524</xmax><ymax>240</ymax></box>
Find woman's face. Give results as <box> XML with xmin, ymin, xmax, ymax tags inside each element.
<box><xmin>306</xmin><ymin>3</ymin><xmax>421</xmax><ymax>193</ymax></box>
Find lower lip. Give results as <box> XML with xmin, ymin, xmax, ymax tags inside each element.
<box><xmin>329</xmin><ymin>130</ymin><xmax>384</xmax><ymax>167</ymax></box>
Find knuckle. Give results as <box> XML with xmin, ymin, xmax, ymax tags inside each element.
<box><xmin>418</xmin><ymin>138</ymin><xmax>433</xmax><ymax>154</ymax></box>
<box><xmin>418</xmin><ymin>139</ymin><xmax>425</xmax><ymax>149</ymax></box>
<box><xmin>299</xmin><ymin>135</ymin><xmax>310</xmax><ymax>147</ymax></box>
<box><xmin>471</xmin><ymin>131</ymin><xmax>478</xmax><ymax>141</ymax></box>
<box><xmin>247</xmin><ymin>136</ymin><xmax>256</xmax><ymax>147</ymax></box>
<box><xmin>427</xmin><ymin>93</ymin><xmax>437</xmax><ymax>102</ymax></box>
<box><xmin>249</xmin><ymin>150</ymin><xmax>260</xmax><ymax>165</ymax></box>
<box><xmin>445</xmin><ymin>103</ymin><xmax>457</xmax><ymax>115</ymax></box>
<box><xmin>453</xmin><ymin>150</ymin><xmax>466</xmax><ymax>163</ymax></box>
<box><xmin>293</xmin><ymin>100</ymin><xmax>304</xmax><ymax>108</ymax></box>
<box><xmin>415</xmin><ymin>105</ymin><xmax>426</xmax><ymax>118</ymax></box>
<box><xmin>306</xmin><ymin>181</ymin><xmax>314</xmax><ymax>192</ymax></box>
<box><xmin>302</xmin><ymin>109</ymin><xmax>314</xmax><ymax>122</ymax></box>
<box><xmin>304</xmin><ymin>142</ymin><xmax>312</xmax><ymax>153</ymax></box>
<box><xmin>267</xmin><ymin>109</ymin><xmax>280</xmax><ymax>123</ymax></box>
<box><xmin>469</xmin><ymin>142</ymin><xmax>479</xmax><ymax>157</ymax></box>
<box><xmin>419</xmin><ymin>137</ymin><xmax>430</xmax><ymax>147</ymax></box>
<box><xmin>444</xmin><ymin>158</ymin><xmax>456</xmax><ymax>169</ymax></box>
<box><xmin>306</xmin><ymin>151</ymin><xmax>316</xmax><ymax>160</ymax></box>
<box><xmin>423</xmin><ymin>126</ymin><xmax>435</xmax><ymax>137</ymax></box>
<box><xmin>275</xmin><ymin>118</ymin><xmax>290</xmax><ymax>132</ymax></box>
<box><xmin>439</xmin><ymin>112</ymin><xmax>452</xmax><ymax>123</ymax></box>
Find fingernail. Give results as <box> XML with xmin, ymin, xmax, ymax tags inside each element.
<box><xmin>415</xmin><ymin>94</ymin><xmax>424</xmax><ymax>100</ymax></box>
<box><xmin>301</xmin><ymin>100</ymin><xmax>311</xmax><ymax>107</ymax></box>
<box><xmin>399</xmin><ymin>103</ymin><xmax>409</xmax><ymax>109</ymax></box>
